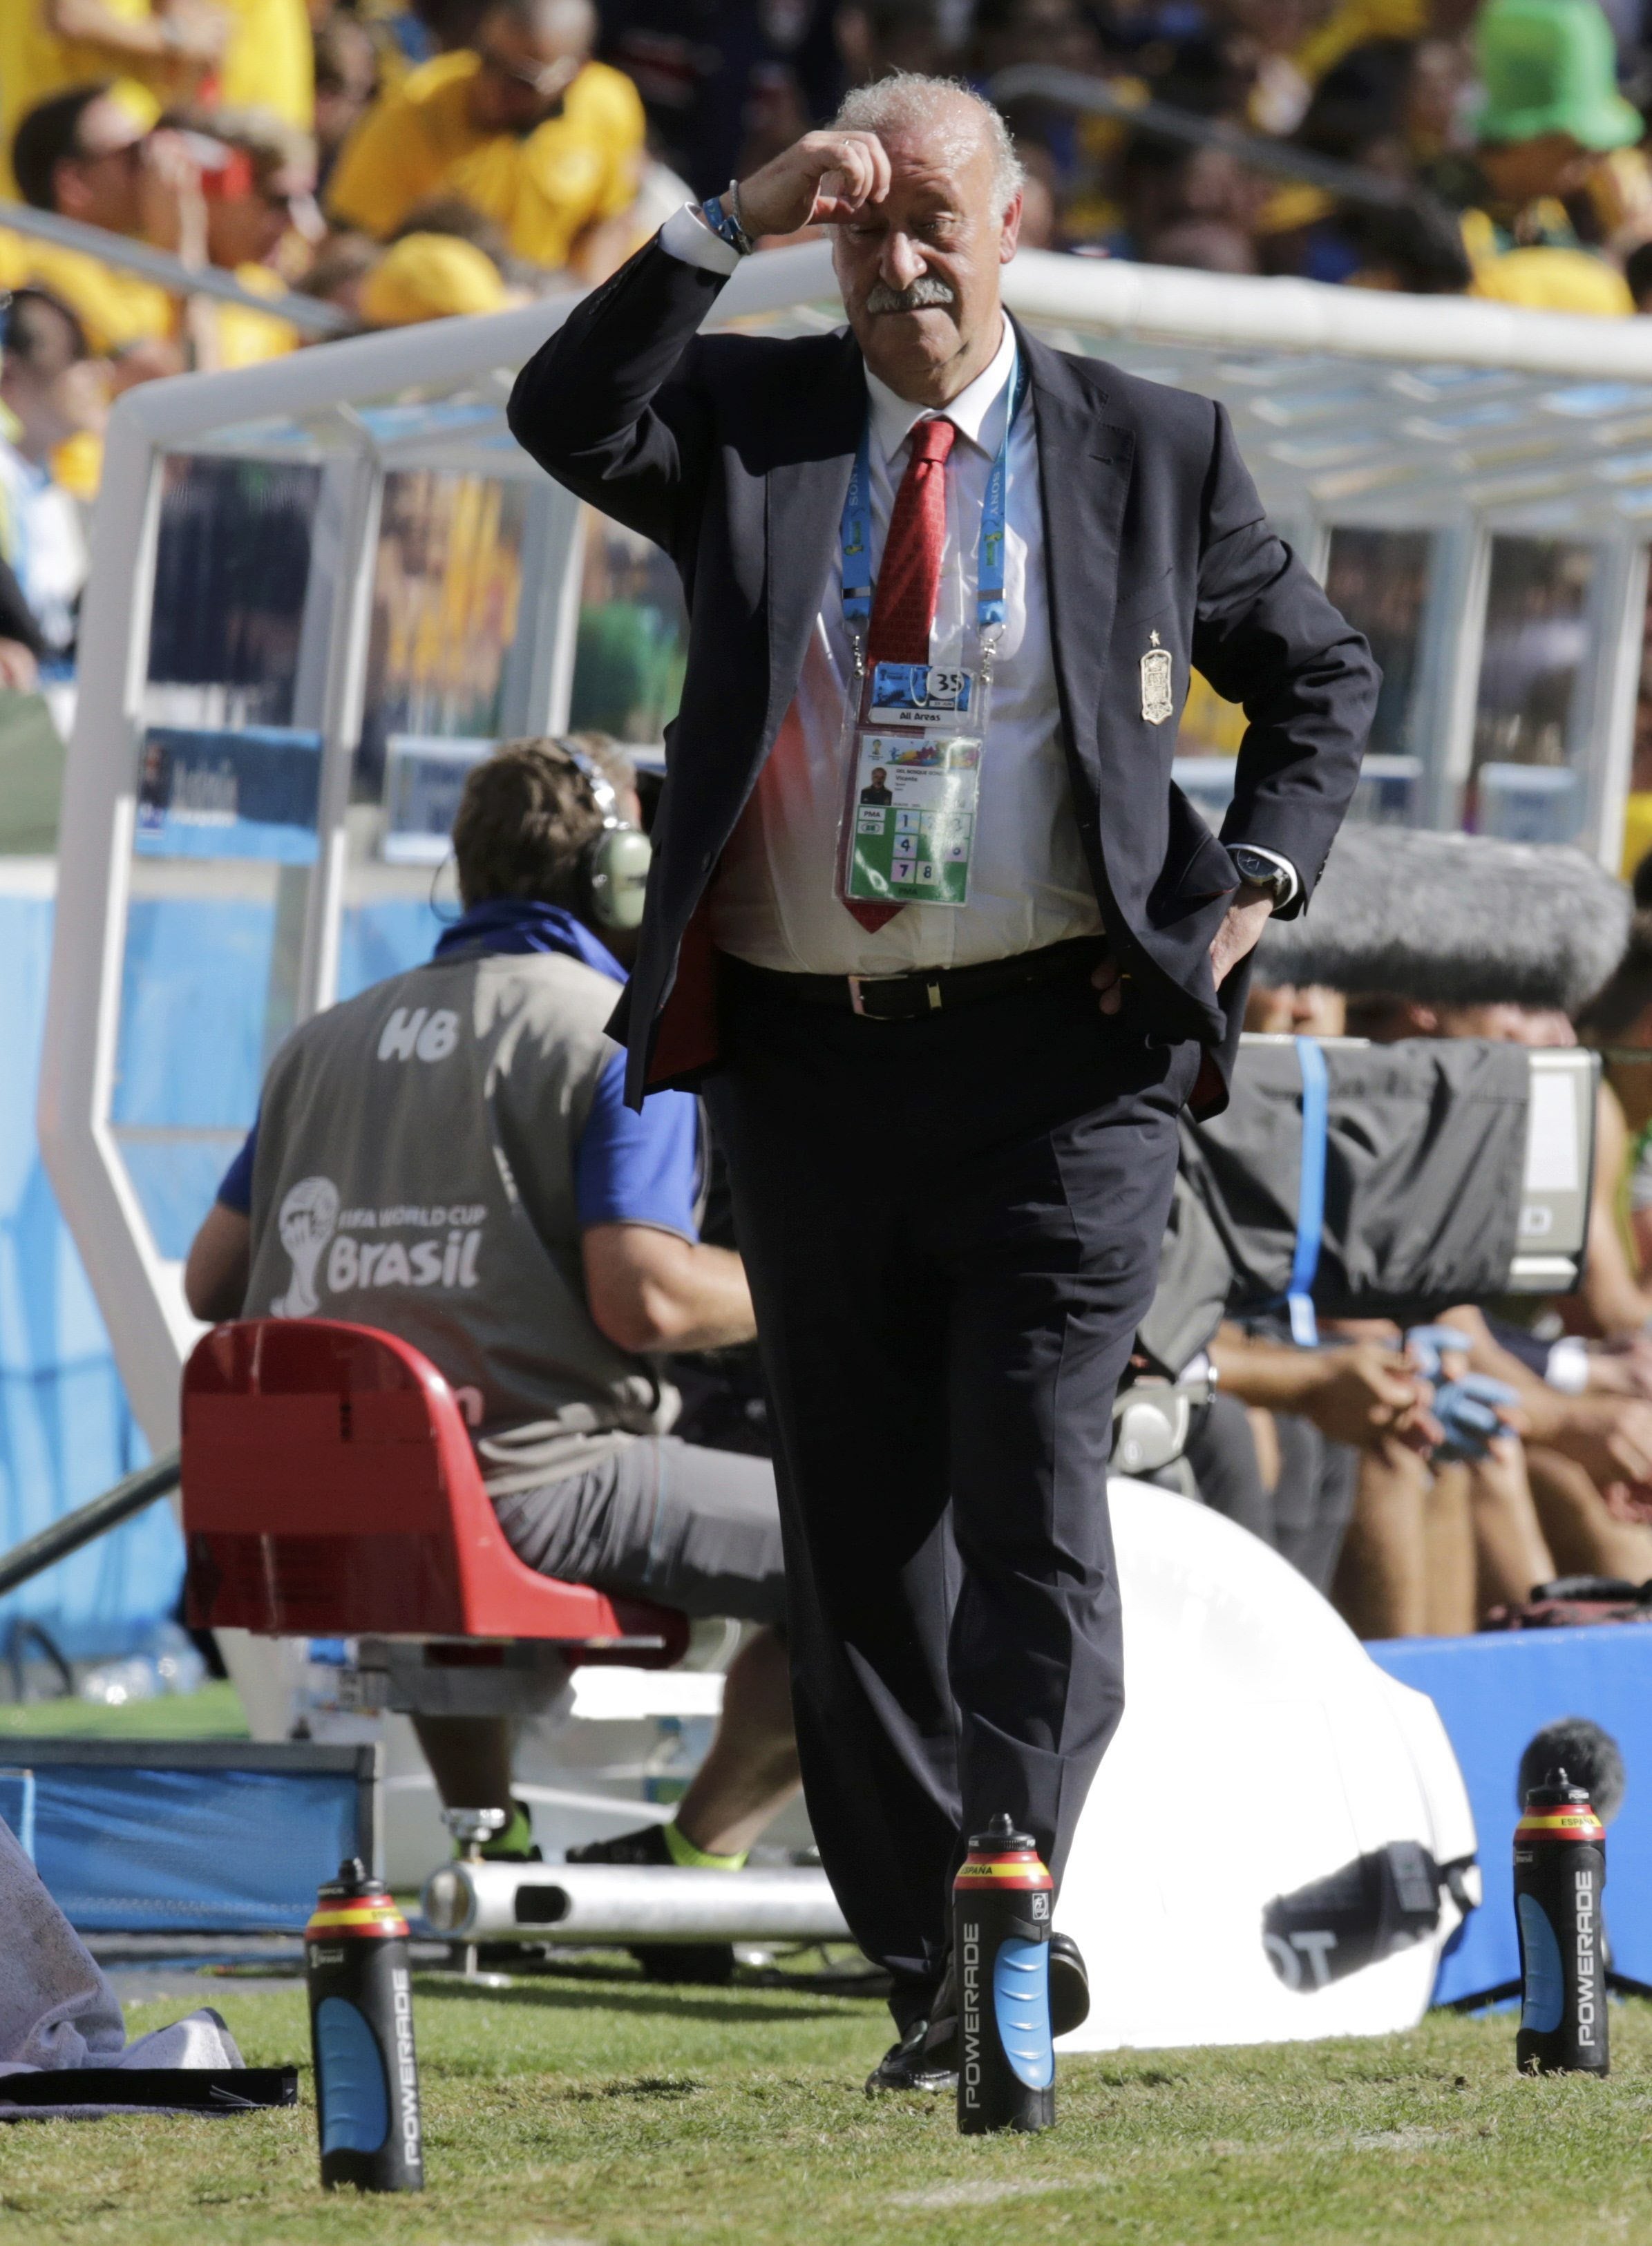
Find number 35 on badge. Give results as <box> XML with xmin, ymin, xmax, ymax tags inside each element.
<box><xmin>1141</xmin><ymin>631</ymin><xmax>1173</xmax><ymax>725</ymax></box>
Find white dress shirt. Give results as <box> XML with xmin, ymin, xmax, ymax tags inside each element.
<box><xmin>657</xmin><ymin>208</ymin><xmax>1293</xmax><ymax>974</ymax></box>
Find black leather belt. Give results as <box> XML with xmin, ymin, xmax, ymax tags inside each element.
<box><xmin>720</xmin><ymin>935</ymin><xmax>1108</xmax><ymax>1022</ymax></box>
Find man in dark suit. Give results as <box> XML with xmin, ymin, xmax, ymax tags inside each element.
<box><xmin>509</xmin><ymin>73</ymin><xmax>1377</xmax><ymax>2093</ymax></box>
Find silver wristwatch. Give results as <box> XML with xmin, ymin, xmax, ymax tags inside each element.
<box><xmin>1228</xmin><ymin>846</ymin><xmax>1293</xmax><ymax>906</ymax></box>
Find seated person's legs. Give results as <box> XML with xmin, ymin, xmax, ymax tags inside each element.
<box><xmin>1436</xmin><ymin>1307</ymin><xmax>1652</xmax><ymax>1586</ymax></box>
<box><xmin>411</xmin><ymin>1618</ymin><xmax>797</xmax><ymax>1867</ymax></box>
<box><xmin>1526</xmin><ymin>1445</ymin><xmax>1652</xmax><ymax>1580</ymax></box>
<box><xmin>674</xmin><ymin>1622</ymin><xmax>798</xmax><ymax>1860</ymax></box>
<box><xmin>1465</xmin><ymin>1443</ymin><xmax>1553</xmax><ymax>1618</ymax></box>
<box><xmin>1421</xmin><ymin>1461</ymin><xmax>1474</xmax><ymax>1637</ymax></box>
<box><xmin>1332</xmin><ymin>1436</ymin><xmax>1430</xmax><ymax>1638</ymax></box>
<box><xmin>1181</xmin><ymin>1390</ymin><xmax>1277</xmax><ymax>1545</ymax></box>
<box><xmin>488</xmin><ymin>1430</ymin><xmax>799</xmax><ymax>1981</ymax></box>
<box><xmin>493</xmin><ymin>1429</ymin><xmax>799</xmax><ymax>1860</ymax></box>
<box><xmin>1269</xmin><ymin>1415</ymin><xmax>1358</xmax><ymax>1597</ymax></box>
<box><xmin>1211</xmin><ymin>1320</ymin><xmax>1439</xmax><ymax>1626</ymax></box>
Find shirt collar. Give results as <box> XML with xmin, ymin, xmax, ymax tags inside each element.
<box><xmin>431</xmin><ymin>897</ymin><xmax>627</xmax><ymax>984</ymax></box>
<box><xmin>864</xmin><ymin>314</ymin><xmax>1017</xmax><ymax>468</ymax></box>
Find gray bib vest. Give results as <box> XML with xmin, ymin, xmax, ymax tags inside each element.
<box><xmin>245</xmin><ymin>949</ymin><xmax>678</xmax><ymax>1488</ymax></box>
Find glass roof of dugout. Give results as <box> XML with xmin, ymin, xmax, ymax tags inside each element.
<box><xmin>144</xmin><ymin>240</ymin><xmax>1652</xmax><ymax>534</ymax></box>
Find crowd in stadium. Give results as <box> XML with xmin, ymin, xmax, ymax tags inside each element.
<box><xmin>0</xmin><ymin>0</ymin><xmax>1649</xmax><ymax>556</ymax></box>
<box><xmin>3</xmin><ymin>0</ymin><xmax>1652</xmax><ymax>380</ymax></box>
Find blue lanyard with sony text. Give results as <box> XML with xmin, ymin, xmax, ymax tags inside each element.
<box><xmin>839</xmin><ymin>345</ymin><xmax>1028</xmax><ymax>643</ymax></box>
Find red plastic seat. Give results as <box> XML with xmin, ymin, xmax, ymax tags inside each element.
<box><xmin>182</xmin><ymin>1319</ymin><xmax>689</xmax><ymax>1666</ymax></box>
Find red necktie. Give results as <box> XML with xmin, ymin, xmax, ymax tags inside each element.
<box><xmin>844</xmin><ymin>415</ymin><xmax>957</xmax><ymax>933</ymax></box>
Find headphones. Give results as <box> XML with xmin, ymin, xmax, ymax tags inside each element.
<box><xmin>559</xmin><ymin>739</ymin><xmax>652</xmax><ymax>933</ymax></box>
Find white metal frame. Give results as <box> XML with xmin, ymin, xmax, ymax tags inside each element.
<box><xmin>40</xmin><ymin>241</ymin><xmax>1652</xmax><ymax>1447</ymax></box>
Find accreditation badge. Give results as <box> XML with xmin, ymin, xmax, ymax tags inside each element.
<box><xmin>847</xmin><ymin>732</ymin><xmax>980</xmax><ymax>907</ymax></box>
<box><xmin>865</xmin><ymin>661</ymin><xmax>972</xmax><ymax>727</ymax></box>
<box><xmin>842</xmin><ymin>660</ymin><xmax>985</xmax><ymax>909</ymax></box>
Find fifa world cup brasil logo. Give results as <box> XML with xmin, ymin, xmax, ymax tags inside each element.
<box><xmin>272</xmin><ymin>1177</ymin><xmax>339</xmax><ymax>1317</ymax></box>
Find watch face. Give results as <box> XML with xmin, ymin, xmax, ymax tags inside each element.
<box><xmin>1233</xmin><ymin>850</ymin><xmax>1284</xmax><ymax>895</ymax></box>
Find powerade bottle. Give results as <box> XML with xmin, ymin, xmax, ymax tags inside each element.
<box><xmin>304</xmin><ymin>1859</ymin><xmax>425</xmax><ymax>2190</ymax></box>
<box><xmin>1515</xmin><ymin>1767</ymin><xmax>1608</xmax><ymax>2077</ymax></box>
<box><xmin>953</xmin><ymin>1814</ymin><xmax>1055</xmax><ymax>2135</ymax></box>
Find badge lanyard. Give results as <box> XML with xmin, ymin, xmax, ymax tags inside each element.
<box><xmin>839</xmin><ymin>348</ymin><xmax>1026</xmax><ymax>664</ymax></box>
<box><xmin>835</xmin><ymin>350</ymin><xmax>1027</xmax><ymax>913</ymax></box>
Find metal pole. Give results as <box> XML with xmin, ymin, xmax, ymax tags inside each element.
<box><xmin>421</xmin><ymin>1858</ymin><xmax>852</xmax><ymax>1945</ymax></box>
<box><xmin>0</xmin><ymin>1450</ymin><xmax>181</xmax><ymax>1599</ymax></box>
<box><xmin>1427</xmin><ymin>520</ymin><xmax>1491</xmax><ymax>832</ymax></box>
<box><xmin>0</xmin><ymin>200</ymin><xmax>352</xmax><ymax>336</ymax></box>
<box><xmin>1580</xmin><ymin>533</ymin><xmax>1647</xmax><ymax>871</ymax></box>
<box><xmin>294</xmin><ymin>449</ymin><xmax>383</xmax><ymax>1022</ymax></box>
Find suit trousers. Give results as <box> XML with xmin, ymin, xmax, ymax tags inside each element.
<box><xmin>703</xmin><ymin>953</ymin><xmax>1198</xmax><ymax>2004</ymax></box>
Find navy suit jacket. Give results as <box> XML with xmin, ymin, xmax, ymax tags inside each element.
<box><xmin>508</xmin><ymin>240</ymin><xmax>1379</xmax><ymax>1114</ymax></box>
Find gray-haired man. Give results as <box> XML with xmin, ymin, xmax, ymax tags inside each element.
<box><xmin>509</xmin><ymin>75</ymin><xmax>1376</xmax><ymax>2087</ymax></box>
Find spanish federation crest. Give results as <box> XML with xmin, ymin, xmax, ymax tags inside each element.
<box><xmin>1140</xmin><ymin>631</ymin><xmax>1173</xmax><ymax>725</ymax></box>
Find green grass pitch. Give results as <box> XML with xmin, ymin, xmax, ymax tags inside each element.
<box><xmin>6</xmin><ymin>1974</ymin><xmax>1652</xmax><ymax>2245</ymax></box>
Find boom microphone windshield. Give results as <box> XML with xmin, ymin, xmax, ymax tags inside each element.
<box><xmin>1257</xmin><ymin>827</ymin><xmax>1631</xmax><ymax>1015</ymax></box>
<box><xmin>1517</xmin><ymin>1720</ymin><xmax>1626</xmax><ymax>1826</ymax></box>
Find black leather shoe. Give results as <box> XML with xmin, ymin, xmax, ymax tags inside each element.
<box><xmin>865</xmin><ymin>2013</ymin><xmax>958</xmax><ymax>2094</ymax></box>
<box><xmin>866</xmin><ymin>1961</ymin><xmax>958</xmax><ymax>2092</ymax></box>
<box><xmin>1050</xmin><ymin>1931</ymin><xmax>1090</xmax><ymax>2037</ymax></box>
<box><xmin>866</xmin><ymin>1936</ymin><xmax>1087</xmax><ymax>2091</ymax></box>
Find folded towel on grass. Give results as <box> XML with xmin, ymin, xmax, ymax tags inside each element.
<box><xmin>0</xmin><ymin>1810</ymin><xmax>245</xmax><ymax>2119</ymax></box>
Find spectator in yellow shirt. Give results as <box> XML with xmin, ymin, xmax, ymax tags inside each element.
<box><xmin>327</xmin><ymin>0</ymin><xmax>645</xmax><ymax>275</ymax></box>
<box><xmin>5</xmin><ymin>82</ymin><xmax>182</xmax><ymax>365</ymax></box>
<box><xmin>217</xmin><ymin>0</ymin><xmax>315</xmax><ymax>133</ymax></box>
<box><xmin>359</xmin><ymin>229</ymin><xmax>512</xmax><ymax>325</ymax></box>
<box><xmin>0</xmin><ymin>0</ymin><xmax>226</xmax><ymax>193</ymax></box>
<box><xmin>1426</xmin><ymin>0</ymin><xmax>1641</xmax><ymax>318</ymax></box>
<box><xmin>312</xmin><ymin>12</ymin><xmax>379</xmax><ymax>192</ymax></box>
<box><xmin>191</xmin><ymin>109</ymin><xmax>319</xmax><ymax>366</ymax></box>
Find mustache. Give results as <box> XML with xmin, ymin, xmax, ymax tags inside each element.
<box><xmin>864</xmin><ymin>275</ymin><xmax>957</xmax><ymax>314</ymax></box>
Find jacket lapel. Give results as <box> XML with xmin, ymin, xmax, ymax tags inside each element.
<box><xmin>1018</xmin><ymin>321</ymin><xmax>1134</xmax><ymax>810</ymax></box>
<box><xmin>762</xmin><ymin>331</ymin><xmax>864</xmax><ymax>757</ymax></box>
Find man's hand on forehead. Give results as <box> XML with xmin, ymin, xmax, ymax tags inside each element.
<box><xmin>734</xmin><ymin>131</ymin><xmax>891</xmax><ymax>240</ymax></box>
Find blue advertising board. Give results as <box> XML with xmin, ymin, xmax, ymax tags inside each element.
<box><xmin>135</xmin><ymin>726</ymin><xmax>323</xmax><ymax>864</ymax></box>
<box><xmin>15</xmin><ymin>1742</ymin><xmax>376</xmax><ymax>1932</ymax></box>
